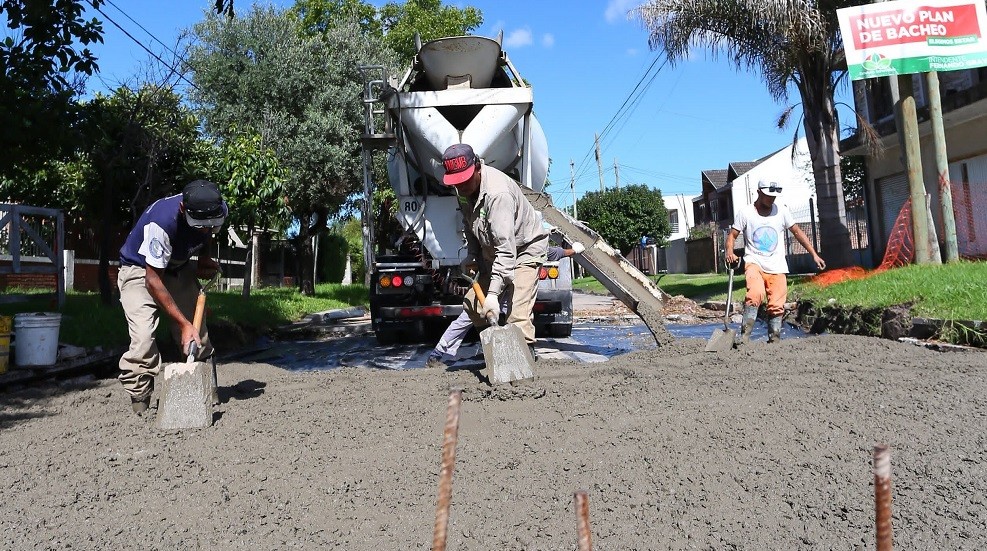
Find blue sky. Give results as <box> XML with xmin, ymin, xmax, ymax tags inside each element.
<box><xmin>83</xmin><ymin>0</ymin><xmax>855</xmax><ymax>209</ymax></box>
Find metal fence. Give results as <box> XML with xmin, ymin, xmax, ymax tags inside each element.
<box><xmin>786</xmin><ymin>197</ymin><xmax>873</xmax><ymax>269</ymax></box>
<box><xmin>0</xmin><ymin>204</ymin><xmax>65</xmax><ymax>306</ymax></box>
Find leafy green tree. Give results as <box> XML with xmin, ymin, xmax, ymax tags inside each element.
<box><xmin>1</xmin><ymin>0</ymin><xmax>104</xmax><ymax>179</ymax></box>
<box><xmin>207</xmin><ymin>131</ymin><xmax>289</xmax><ymax>296</ymax></box>
<box><xmin>841</xmin><ymin>154</ymin><xmax>866</xmax><ymax>201</ymax></box>
<box><xmin>2</xmin><ymin>84</ymin><xmax>204</xmax><ymax>304</ymax></box>
<box><xmin>637</xmin><ymin>0</ymin><xmax>856</xmax><ymax>268</ymax></box>
<box><xmin>377</xmin><ymin>0</ymin><xmax>482</xmax><ymax>63</ymax></box>
<box><xmin>66</xmin><ymin>85</ymin><xmax>204</xmax><ymax>303</ymax></box>
<box><xmin>577</xmin><ymin>185</ymin><xmax>670</xmax><ymax>254</ymax></box>
<box><xmin>293</xmin><ymin>0</ymin><xmax>380</xmax><ymax>38</ymax></box>
<box><xmin>340</xmin><ymin>215</ymin><xmax>365</xmax><ymax>283</ymax></box>
<box><xmin>208</xmin><ymin>132</ymin><xmax>289</xmax><ymax>237</ymax></box>
<box><xmin>189</xmin><ymin>5</ymin><xmax>395</xmax><ymax>294</ymax></box>
<box><xmin>293</xmin><ymin>0</ymin><xmax>482</xmax><ymax>64</ymax></box>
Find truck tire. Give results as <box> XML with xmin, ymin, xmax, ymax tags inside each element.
<box><xmin>375</xmin><ymin>328</ymin><xmax>400</xmax><ymax>345</ymax></box>
<box><xmin>548</xmin><ymin>323</ymin><xmax>572</xmax><ymax>338</ymax></box>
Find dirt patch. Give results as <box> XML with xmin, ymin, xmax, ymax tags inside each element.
<box><xmin>3</xmin><ymin>334</ymin><xmax>986</xmax><ymax>549</ymax></box>
<box><xmin>577</xmin><ymin>293</ymin><xmax>724</xmax><ymax>324</ymax></box>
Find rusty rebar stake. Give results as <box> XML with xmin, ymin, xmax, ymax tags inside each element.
<box><xmin>575</xmin><ymin>490</ymin><xmax>592</xmax><ymax>551</ymax></box>
<box><xmin>432</xmin><ymin>388</ymin><xmax>463</xmax><ymax>551</ymax></box>
<box><xmin>874</xmin><ymin>443</ymin><xmax>893</xmax><ymax>551</ymax></box>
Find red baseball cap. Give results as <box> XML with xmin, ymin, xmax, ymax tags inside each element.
<box><xmin>441</xmin><ymin>143</ymin><xmax>478</xmax><ymax>185</ymax></box>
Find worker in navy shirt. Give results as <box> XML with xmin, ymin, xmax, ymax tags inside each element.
<box><xmin>117</xmin><ymin>180</ymin><xmax>227</xmax><ymax>414</ymax></box>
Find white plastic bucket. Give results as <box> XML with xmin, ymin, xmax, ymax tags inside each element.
<box><xmin>14</xmin><ymin>312</ymin><xmax>62</xmax><ymax>367</ymax></box>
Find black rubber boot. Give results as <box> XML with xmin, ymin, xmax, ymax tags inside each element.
<box><xmin>737</xmin><ymin>305</ymin><xmax>757</xmax><ymax>345</ymax></box>
<box><xmin>767</xmin><ymin>316</ymin><xmax>783</xmax><ymax>343</ymax></box>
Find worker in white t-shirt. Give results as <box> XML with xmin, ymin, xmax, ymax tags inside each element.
<box><xmin>725</xmin><ymin>179</ymin><xmax>825</xmax><ymax>343</ymax></box>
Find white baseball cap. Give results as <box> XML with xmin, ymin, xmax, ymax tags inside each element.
<box><xmin>757</xmin><ymin>179</ymin><xmax>783</xmax><ymax>197</ymax></box>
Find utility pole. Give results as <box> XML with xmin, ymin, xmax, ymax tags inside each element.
<box><xmin>896</xmin><ymin>74</ymin><xmax>931</xmax><ymax>264</ymax></box>
<box><xmin>570</xmin><ymin>159</ymin><xmax>577</xmax><ymax>220</ymax></box>
<box><xmin>613</xmin><ymin>158</ymin><xmax>619</xmax><ymax>189</ymax></box>
<box><xmin>926</xmin><ymin>71</ymin><xmax>959</xmax><ymax>262</ymax></box>
<box><xmin>594</xmin><ymin>133</ymin><xmax>604</xmax><ymax>192</ymax></box>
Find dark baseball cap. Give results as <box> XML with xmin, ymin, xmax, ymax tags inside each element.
<box><xmin>182</xmin><ymin>180</ymin><xmax>227</xmax><ymax>228</ymax></box>
<box><xmin>441</xmin><ymin>143</ymin><xmax>478</xmax><ymax>185</ymax></box>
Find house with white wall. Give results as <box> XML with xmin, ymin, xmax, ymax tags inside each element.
<box><xmin>724</xmin><ymin>137</ymin><xmax>816</xmax><ymax>224</ymax></box>
<box><xmin>663</xmin><ymin>193</ymin><xmax>697</xmax><ymax>242</ymax></box>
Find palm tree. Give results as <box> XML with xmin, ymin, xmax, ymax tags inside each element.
<box><xmin>636</xmin><ymin>0</ymin><xmax>854</xmax><ymax>268</ymax></box>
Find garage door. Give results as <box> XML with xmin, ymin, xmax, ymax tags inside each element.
<box><xmin>949</xmin><ymin>155</ymin><xmax>987</xmax><ymax>258</ymax></box>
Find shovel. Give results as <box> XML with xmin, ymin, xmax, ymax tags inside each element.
<box><xmin>155</xmin><ymin>270</ymin><xmax>221</xmax><ymax>430</ymax></box>
<box><xmin>464</xmin><ymin>273</ymin><xmax>535</xmax><ymax>385</ymax></box>
<box><xmin>705</xmin><ymin>259</ymin><xmax>740</xmax><ymax>352</ymax></box>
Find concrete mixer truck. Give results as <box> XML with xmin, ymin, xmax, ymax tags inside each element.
<box><xmin>358</xmin><ymin>34</ymin><xmax>573</xmax><ymax>345</ymax></box>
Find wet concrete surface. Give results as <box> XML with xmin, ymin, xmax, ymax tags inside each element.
<box><xmin>242</xmin><ymin>319</ymin><xmax>811</xmax><ymax>372</ymax></box>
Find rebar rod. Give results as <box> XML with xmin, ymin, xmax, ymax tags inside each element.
<box><xmin>575</xmin><ymin>490</ymin><xmax>592</xmax><ymax>551</ymax></box>
<box><xmin>874</xmin><ymin>443</ymin><xmax>893</xmax><ymax>551</ymax></box>
<box><xmin>432</xmin><ymin>388</ymin><xmax>463</xmax><ymax>551</ymax></box>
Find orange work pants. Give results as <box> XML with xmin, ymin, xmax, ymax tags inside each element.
<box><xmin>743</xmin><ymin>263</ymin><xmax>787</xmax><ymax>318</ymax></box>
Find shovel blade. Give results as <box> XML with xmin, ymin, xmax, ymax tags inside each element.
<box><xmin>479</xmin><ymin>324</ymin><xmax>535</xmax><ymax>385</ymax></box>
<box><xmin>155</xmin><ymin>360</ymin><xmax>214</xmax><ymax>430</ymax></box>
<box><xmin>704</xmin><ymin>327</ymin><xmax>737</xmax><ymax>352</ymax></box>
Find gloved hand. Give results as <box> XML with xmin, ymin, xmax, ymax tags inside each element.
<box><xmin>571</xmin><ymin>242</ymin><xmax>585</xmax><ymax>254</ymax></box>
<box><xmin>482</xmin><ymin>292</ymin><xmax>499</xmax><ymax>320</ymax></box>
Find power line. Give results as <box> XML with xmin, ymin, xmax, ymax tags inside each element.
<box><xmin>571</xmin><ymin>53</ymin><xmax>670</xmax><ymax>184</ymax></box>
<box><xmin>103</xmin><ymin>0</ymin><xmax>194</xmax><ymax>73</ymax></box>
<box><xmin>617</xmin><ymin>163</ymin><xmax>695</xmax><ymax>184</ymax></box>
<box><xmin>88</xmin><ymin>0</ymin><xmax>198</xmax><ymax>92</ymax></box>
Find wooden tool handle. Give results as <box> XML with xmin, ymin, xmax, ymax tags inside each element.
<box><xmin>192</xmin><ymin>291</ymin><xmax>206</xmax><ymax>331</ymax></box>
<box><xmin>470</xmin><ymin>281</ymin><xmax>498</xmax><ymax>326</ymax></box>
<box><xmin>185</xmin><ymin>292</ymin><xmax>207</xmax><ymax>359</ymax></box>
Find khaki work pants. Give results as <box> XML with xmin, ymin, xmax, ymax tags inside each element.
<box><xmin>117</xmin><ymin>264</ymin><xmax>212</xmax><ymax>399</ymax></box>
<box><xmin>743</xmin><ymin>263</ymin><xmax>788</xmax><ymax>318</ymax></box>
<box><xmin>464</xmin><ymin>264</ymin><xmax>540</xmax><ymax>345</ymax></box>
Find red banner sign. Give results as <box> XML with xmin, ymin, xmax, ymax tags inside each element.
<box><xmin>847</xmin><ymin>4</ymin><xmax>980</xmax><ymax>49</ymax></box>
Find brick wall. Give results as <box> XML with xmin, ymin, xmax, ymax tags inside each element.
<box><xmin>74</xmin><ymin>263</ymin><xmax>119</xmax><ymax>292</ymax></box>
<box><xmin>0</xmin><ymin>259</ymin><xmax>118</xmax><ymax>292</ymax></box>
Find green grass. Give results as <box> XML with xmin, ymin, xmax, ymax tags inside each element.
<box><xmin>574</xmin><ymin>272</ymin><xmax>744</xmax><ymax>302</ymax></box>
<box><xmin>575</xmin><ymin>260</ymin><xmax>987</xmax><ymax>322</ymax></box>
<box><xmin>791</xmin><ymin>261</ymin><xmax>987</xmax><ymax>321</ymax></box>
<box><xmin>0</xmin><ymin>283</ymin><xmax>370</xmax><ymax>349</ymax></box>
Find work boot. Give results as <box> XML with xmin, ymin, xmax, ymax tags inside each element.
<box><xmin>767</xmin><ymin>316</ymin><xmax>783</xmax><ymax>343</ymax></box>
<box><xmin>424</xmin><ymin>351</ymin><xmax>448</xmax><ymax>369</ymax></box>
<box><xmin>737</xmin><ymin>305</ymin><xmax>758</xmax><ymax>345</ymax></box>
<box><xmin>130</xmin><ymin>394</ymin><xmax>151</xmax><ymax>415</ymax></box>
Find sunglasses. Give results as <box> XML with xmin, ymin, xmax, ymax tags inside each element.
<box><xmin>761</xmin><ymin>185</ymin><xmax>782</xmax><ymax>193</ymax></box>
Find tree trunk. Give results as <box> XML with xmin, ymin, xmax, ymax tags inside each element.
<box><xmin>241</xmin><ymin>245</ymin><xmax>253</xmax><ymax>298</ymax></box>
<box><xmin>97</xmin><ymin>176</ymin><xmax>116</xmax><ymax>305</ymax></box>
<box><xmin>802</xmin><ymin>99</ymin><xmax>854</xmax><ymax>269</ymax></box>
<box><xmin>295</xmin><ymin>214</ymin><xmax>315</xmax><ymax>296</ymax></box>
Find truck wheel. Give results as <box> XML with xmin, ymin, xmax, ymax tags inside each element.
<box><xmin>548</xmin><ymin>324</ymin><xmax>572</xmax><ymax>338</ymax></box>
<box><xmin>375</xmin><ymin>328</ymin><xmax>400</xmax><ymax>345</ymax></box>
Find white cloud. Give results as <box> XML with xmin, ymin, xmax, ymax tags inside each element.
<box><xmin>626</xmin><ymin>47</ymin><xmax>640</xmax><ymax>56</ymax></box>
<box><xmin>605</xmin><ymin>0</ymin><xmax>641</xmax><ymax>23</ymax></box>
<box><xmin>542</xmin><ymin>34</ymin><xmax>555</xmax><ymax>48</ymax></box>
<box><xmin>503</xmin><ymin>28</ymin><xmax>533</xmax><ymax>49</ymax></box>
